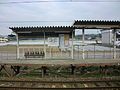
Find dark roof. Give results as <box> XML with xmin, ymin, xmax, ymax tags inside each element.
<box><xmin>9</xmin><ymin>26</ymin><xmax>75</xmax><ymax>32</ymax></box>
<box><xmin>73</xmin><ymin>20</ymin><xmax>120</xmax><ymax>29</ymax></box>
<box><xmin>9</xmin><ymin>26</ymin><xmax>75</xmax><ymax>37</ymax></box>
<box><xmin>73</xmin><ymin>20</ymin><xmax>120</xmax><ymax>25</ymax></box>
<box><xmin>9</xmin><ymin>20</ymin><xmax>120</xmax><ymax>37</ymax></box>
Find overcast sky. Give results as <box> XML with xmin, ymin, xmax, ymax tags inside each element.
<box><xmin>0</xmin><ymin>0</ymin><xmax>120</xmax><ymax>35</ymax></box>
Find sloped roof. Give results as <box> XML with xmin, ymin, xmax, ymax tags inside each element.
<box><xmin>73</xmin><ymin>20</ymin><xmax>120</xmax><ymax>25</ymax></box>
<box><xmin>73</xmin><ymin>20</ymin><xmax>120</xmax><ymax>29</ymax></box>
<box><xmin>9</xmin><ymin>26</ymin><xmax>75</xmax><ymax>32</ymax></box>
<box><xmin>9</xmin><ymin>26</ymin><xmax>75</xmax><ymax>37</ymax></box>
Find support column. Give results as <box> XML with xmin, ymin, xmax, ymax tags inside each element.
<box><xmin>71</xmin><ymin>30</ymin><xmax>74</xmax><ymax>59</ymax></box>
<box><xmin>43</xmin><ymin>31</ymin><xmax>46</xmax><ymax>59</ymax></box>
<box><xmin>11</xmin><ymin>66</ymin><xmax>20</xmax><ymax>76</ymax></box>
<box><xmin>23</xmin><ymin>48</ymin><xmax>24</xmax><ymax>59</ymax></box>
<box><xmin>78</xmin><ymin>45</ymin><xmax>79</xmax><ymax>59</ymax></box>
<box><xmin>70</xmin><ymin>64</ymin><xmax>76</xmax><ymax>75</ymax></box>
<box><xmin>50</xmin><ymin>46</ymin><xmax>52</xmax><ymax>58</ymax></box>
<box><xmin>113</xmin><ymin>29</ymin><xmax>116</xmax><ymax>59</ymax></box>
<box><xmin>16</xmin><ymin>34</ymin><xmax>19</xmax><ymax>59</ymax></box>
<box><xmin>82</xmin><ymin>28</ymin><xmax>85</xmax><ymax>59</ymax></box>
<box><xmin>41</xmin><ymin>66</ymin><xmax>47</xmax><ymax>77</ymax></box>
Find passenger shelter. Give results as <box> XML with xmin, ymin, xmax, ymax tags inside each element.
<box><xmin>73</xmin><ymin>20</ymin><xmax>120</xmax><ymax>59</ymax></box>
<box><xmin>9</xmin><ymin>20</ymin><xmax>120</xmax><ymax>60</ymax></box>
<box><xmin>9</xmin><ymin>26</ymin><xmax>75</xmax><ymax>59</ymax></box>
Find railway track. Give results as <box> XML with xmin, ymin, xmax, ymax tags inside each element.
<box><xmin>0</xmin><ymin>79</ymin><xmax>120</xmax><ymax>90</ymax></box>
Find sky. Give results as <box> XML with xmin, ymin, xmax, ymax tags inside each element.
<box><xmin>0</xmin><ymin>0</ymin><xmax>120</xmax><ymax>35</ymax></box>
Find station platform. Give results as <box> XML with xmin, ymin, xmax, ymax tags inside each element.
<box><xmin>0</xmin><ymin>59</ymin><xmax>119</xmax><ymax>66</ymax></box>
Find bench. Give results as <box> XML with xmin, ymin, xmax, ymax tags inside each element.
<box><xmin>24</xmin><ymin>51</ymin><xmax>45</xmax><ymax>58</ymax></box>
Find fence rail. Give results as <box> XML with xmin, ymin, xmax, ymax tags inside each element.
<box><xmin>0</xmin><ymin>45</ymin><xmax>120</xmax><ymax>60</ymax></box>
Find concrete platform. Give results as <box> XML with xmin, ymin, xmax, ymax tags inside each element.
<box><xmin>0</xmin><ymin>59</ymin><xmax>120</xmax><ymax>66</ymax></box>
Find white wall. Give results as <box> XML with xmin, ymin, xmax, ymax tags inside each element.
<box><xmin>101</xmin><ymin>30</ymin><xmax>113</xmax><ymax>45</ymax></box>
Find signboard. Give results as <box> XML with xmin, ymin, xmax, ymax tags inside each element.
<box><xmin>64</xmin><ymin>34</ymin><xmax>69</xmax><ymax>47</ymax></box>
<box><xmin>59</xmin><ymin>34</ymin><xmax>70</xmax><ymax>48</ymax></box>
<box><xmin>48</xmin><ymin>37</ymin><xmax>59</xmax><ymax>46</ymax></box>
<box><xmin>59</xmin><ymin>34</ymin><xmax>64</xmax><ymax>48</ymax></box>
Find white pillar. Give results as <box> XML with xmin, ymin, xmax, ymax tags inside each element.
<box><xmin>43</xmin><ymin>31</ymin><xmax>46</xmax><ymax>59</ymax></box>
<box><xmin>50</xmin><ymin>46</ymin><xmax>52</xmax><ymax>58</ymax></box>
<box><xmin>23</xmin><ymin>48</ymin><xmax>24</xmax><ymax>59</ymax></box>
<box><xmin>113</xmin><ymin>29</ymin><xmax>116</xmax><ymax>59</ymax></box>
<box><xmin>16</xmin><ymin>34</ymin><xmax>19</xmax><ymax>59</ymax></box>
<box><xmin>71</xmin><ymin>30</ymin><xmax>74</xmax><ymax>59</ymax></box>
<box><xmin>82</xmin><ymin>28</ymin><xmax>85</xmax><ymax>59</ymax></box>
<box><xmin>78</xmin><ymin>45</ymin><xmax>79</xmax><ymax>59</ymax></box>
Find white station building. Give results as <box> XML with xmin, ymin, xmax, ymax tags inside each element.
<box><xmin>0</xmin><ymin>36</ymin><xmax>8</xmax><ymax>43</ymax></box>
<box><xmin>101</xmin><ymin>30</ymin><xmax>120</xmax><ymax>46</ymax></box>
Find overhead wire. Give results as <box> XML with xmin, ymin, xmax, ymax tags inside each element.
<box><xmin>0</xmin><ymin>0</ymin><xmax>119</xmax><ymax>4</ymax></box>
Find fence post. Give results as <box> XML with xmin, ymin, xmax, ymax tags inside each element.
<box><xmin>103</xmin><ymin>50</ymin><xmax>105</xmax><ymax>59</ymax></box>
<box><xmin>0</xmin><ymin>46</ymin><xmax>2</xmax><ymax>60</ymax></box>
<box><xmin>87</xmin><ymin>50</ymin><xmax>88</xmax><ymax>59</ymax></box>
<box><xmin>7</xmin><ymin>45</ymin><xmax>8</xmax><ymax>60</ymax></box>
<box><xmin>78</xmin><ymin>45</ymin><xmax>79</xmax><ymax>59</ymax></box>
<box><xmin>110</xmin><ymin>47</ymin><xmax>112</xmax><ymax>59</ymax></box>
<box><xmin>50</xmin><ymin>46</ymin><xmax>52</xmax><ymax>58</ymax></box>
<box><xmin>51</xmin><ymin>47</ymin><xmax>53</xmax><ymax>57</ymax></box>
<box><xmin>119</xmin><ymin>49</ymin><xmax>120</xmax><ymax>58</ymax></box>
<box><xmin>94</xmin><ymin>44</ymin><xmax>95</xmax><ymax>59</ymax></box>
<box><xmin>112</xmin><ymin>48</ymin><xmax>113</xmax><ymax>59</ymax></box>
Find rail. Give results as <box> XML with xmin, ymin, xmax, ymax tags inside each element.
<box><xmin>0</xmin><ymin>79</ymin><xmax>119</xmax><ymax>89</ymax></box>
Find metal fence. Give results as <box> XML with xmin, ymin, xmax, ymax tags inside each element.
<box><xmin>73</xmin><ymin>44</ymin><xmax>120</xmax><ymax>59</ymax></box>
<box><xmin>0</xmin><ymin>45</ymin><xmax>17</xmax><ymax>60</ymax></box>
<box><xmin>0</xmin><ymin>44</ymin><xmax>120</xmax><ymax>60</ymax></box>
